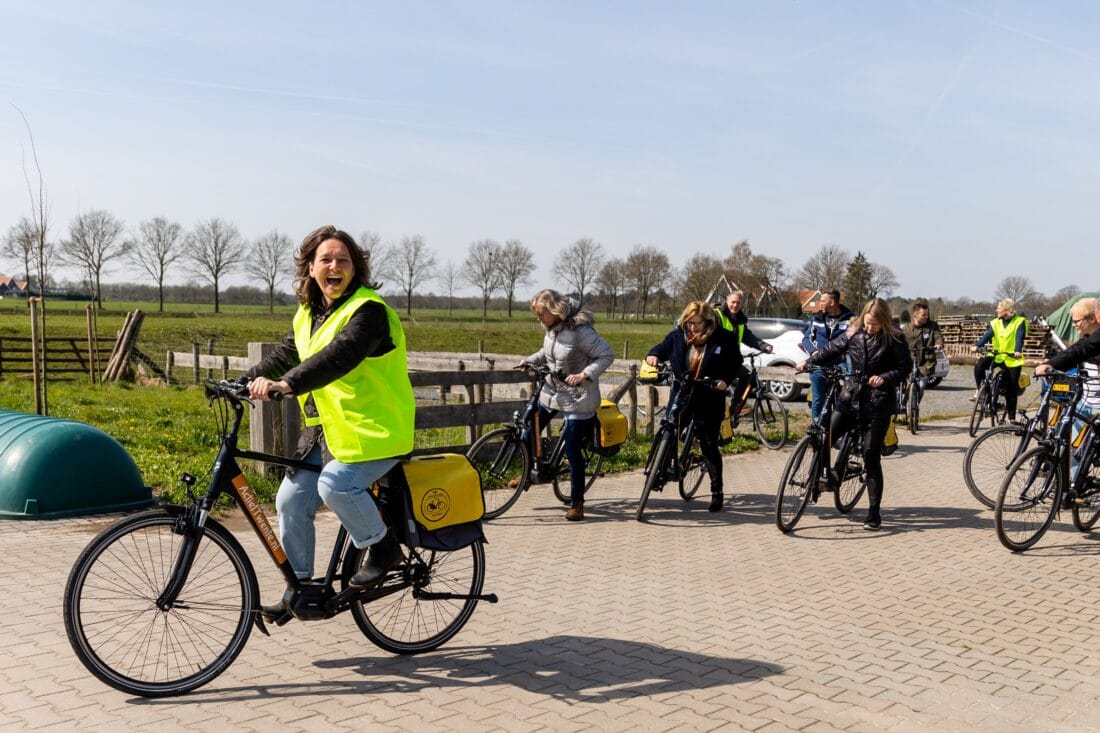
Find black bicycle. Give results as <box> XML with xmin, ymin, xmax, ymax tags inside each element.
<box><xmin>465</xmin><ymin>364</ymin><xmax>605</xmax><ymax>519</ymax></box>
<box><xmin>63</xmin><ymin>380</ymin><xmax>495</xmax><ymax>697</ymax></box>
<box><xmin>969</xmin><ymin>348</ymin><xmax>1016</xmax><ymax>437</ymax></box>
<box><xmin>993</xmin><ymin>371</ymin><xmax>1100</xmax><ymax>551</ymax></box>
<box><xmin>636</xmin><ymin>363</ymin><xmax>722</xmax><ymax>521</ymax></box>
<box><xmin>897</xmin><ymin>347</ymin><xmax>933</xmax><ymax>435</ymax></box>
<box><xmin>775</xmin><ymin>368</ymin><xmax>869</xmax><ymax>532</ymax></box>
<box><xmin>726</xmin><ymin>351</ymin><xmax>789</xmax><ymax>450</ymax></box>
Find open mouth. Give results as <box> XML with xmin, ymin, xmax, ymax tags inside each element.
<box><xmin>325</xmin><ymin>276</ymin><xmax>344</xmax><ymax>287</ymax></box>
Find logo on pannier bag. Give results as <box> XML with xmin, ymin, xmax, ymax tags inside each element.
<box><xmin>421</xmin><ymin>488</ymin><xmax>451</xmax><ymax>522</ymax></box>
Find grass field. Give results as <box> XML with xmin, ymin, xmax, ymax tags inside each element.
<box><xmin>0</xmin><ymin>301</ymin><xmax>795</xmax><ymax>506</ymax></box>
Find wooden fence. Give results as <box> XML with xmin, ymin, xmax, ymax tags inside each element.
<box><xmin>0</xmin><ymin>336</ymin><xmax>115</xmax><ymax>380</ymax></box>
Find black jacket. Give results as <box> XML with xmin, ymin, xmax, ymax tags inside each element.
<box><xmin>647</xmin><ymin>326</ymin><xmax>739</xmax><ymax>423</ymax></box>
<box><xmin>1048</xmin><ymin>329</ymin><xmax>1100</xmax><ymax>371</ymax></box>
<box><xmin>808</xmin><ymin>330</ymin><xmax>912</xmax><ymax>413</ymax></box>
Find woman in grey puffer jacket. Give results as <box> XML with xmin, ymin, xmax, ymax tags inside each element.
<box><xmin>519</xmin><ymin>289</ymin><xmax>614</xmax><ymax>521</ymax></box>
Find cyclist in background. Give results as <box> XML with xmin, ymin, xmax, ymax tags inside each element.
<box><xmin>902</xmin><ymin>299</ymin><xmax>944</xmax><ymax>402</ymax></box>
<box><xmin>714</xmin><ymin>290</ymin><xmax>773</xmax><ymax>419</ymax></box>
<box><xmin>646</xmin><ymin>301</ymin><xmax>739</xmax><ymax>512</ymax></box>
<box><xmin>246</xmin><ymin>225</ymin><xmax>415</xmax><ymax>620</ymax></box>
<box><xmin>971</xmin><ymin>298</ymin><xmax>1028</xmax><ymax>421</ymax></box>
<box><xmin>797</xmin><ymin>298</ymin><xmax>911</xmax><ymax>531</ymax></box>
<box><xmin>802</xmin><ymin>289</ymin><xmax>855</xmax><ymax>422</ymax></box>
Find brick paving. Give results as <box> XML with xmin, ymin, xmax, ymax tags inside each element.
<box><xmin>3</xmin><ymin>417</ymin><xmax>1100</xmax><ymax>731</ymax></box>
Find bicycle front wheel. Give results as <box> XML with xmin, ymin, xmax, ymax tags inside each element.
<box><xmin>963</xmin><ymin>423</ymin><xmax>1026</xmax><ymax>508</ymax></box>
<box><xmin>63</xmin><ymin>511</ymin><xmax>258</xmax><ymax>698</ymax></box>
<box><xmin>994</xmin><ymin>446</ymin><xmax>1065</xmax><ymax>552</ymax></box>
<box><xmin>551</xmin><ymin>443</ymin><xmax>605</xmax><ymax>505</ymax></box>
<box><xmin>776</xmin><ymin>435</ymin><xmax>818</xmax><ymax>532</ymax></box>
<box><xmin>907</xmin><ymin>381</ymin><xmax>920</xmax><ymax>435</ymax></box>
<box><xmin>678</xmin><ymin>429</ymin><xmax>707</xmax><ymax>500</ymax></box>
<box><xmin>346</xmin><ymin>541</ymin><xmax>485</xmax><ymax>655</ymax></box>
<box><xmin>638</xmin><ymin>429</ymin><xmax>674</xmax><ymax>521</ymax></box>
<box><xmin>467</xmin><ymin>427</ymin><xmax>531</xmax><ymax>519</ymax></box>
<box><xmin>1072</xmin><ymin>452</ymin><xmax>1100</xmax><ymax>531</ymax></box>
<box><xmin>833</xmin><ymin>433</ymin><xmax>867</xmax><ymax>514</ymax></box>
<box><xmin>969</xmin><ymin>383</ymin><xmax>991</xmax><ymax>437</ymax></box>
<box><xmin>753</xmin><ymin>392</ymin><xmax>789</xmax><ymax>450</ymax></box>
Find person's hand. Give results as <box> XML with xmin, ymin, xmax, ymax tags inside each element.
<box><xmin>514</xmin><ymin>359</ymin><xmax>528</xmax><ymax>370</ymax></box>
<box><xmin>645</xmin><ymin>355</ymin><xmax>658</xmax><ymax>367</ymax></box>
<box><xmin>248</xmin><ymin>376</ymin><xmax>291</xmax><ymax>401</ymax></box>
<box><xmin>713</xmin><ymin>380</ymin><xmax>728</xmax><ymax>392</ymax></box>
<box><xmin>970</xmin><ymin>345</ymin><xmax>979</xmax><ymax>353</ymax></box>
<box><xmin>565</xmin><ymin>373</ymin><xmax>588</xmax><ymax>387</ymax></box>
<box><xmin>764</xmin><ymin>344</ymin><xmax>774</xmax><ymax>354</ymax></box>
<box><xmin>1035</xmin><ymin>364</ymin><xmax>1053</xmax><ymax>376</ymax></box>
<box><xmin>868</xmin><ymin>375</ymin><xmax>884</xmax><ymax>388</ymax></box>
<box><xmin>1013</xmin><ymin>352</ymin><xmax>1022</xmax><ymax>359</ymax></box>
<box><xmin>796</xmin><ymin>360</ymin><xmax>808</xmax><ymax>373</ymax></box>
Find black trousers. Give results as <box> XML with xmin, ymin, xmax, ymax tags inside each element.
<box><xmin>974</xmin><ymin>358</ymin><xmax>1022</xmax><ymax>419</ymax></box>
<box><xmin>688</xmin><ymin>412</ymin><xmax>723</xmax><ymax>494</ymax></box>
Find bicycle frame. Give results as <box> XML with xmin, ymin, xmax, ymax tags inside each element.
<box><xmin>644</xmin><ymin>366</ymin><xmax>708</xmax><ymax>486</ymax></box>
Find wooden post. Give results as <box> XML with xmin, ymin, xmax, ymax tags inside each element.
<box><xmin>85</xmin><ymin>304</ymin><xmax>97</xmax><ymax>384</ymax></box>
<box><xmin>206</xmin><ymin>338</ymin><xmax>215</xmax><ymax>380</ymax></box>
<box><xmin>459</xmin><ymin>361</ymin><xmax>477</xmax><ymax>445</ymax></box>
<box><xmin>623</xmin><ymin>339</ymin><xmax>630</xmax><ymax>361</ymax></box>
<box><xmin>627</xmin><ymin>363</ymin><xmax>638</xmax><ymax>438</ymax></box>
<box><xmin>0</xmin><ymin>337</ymin><xmax>4</xmax><ymax>380</ymax></box>
<box><xmin>165</xmin><ymin>351</ymin><xmax>174</xmax><ymax>384</ymax></box>
<box><xmin>248</xmin><ymin>342</ymin><xmax>300</xmax><ymax>471</ymax></box>
<box><xmin>485</xmin><ymin>358</ymin><xmax>495</xmax><ymax>404</ymax></box>
<box><xmin>646</xmin><ymin>385</ymin><xmax>657</xmax><ymax>436</ymax></box>
<box><xmin>191</xmin><ymin>342</ymin><xmax>200</xmax><ymax>384</ymax></box>
<box><xmin>29</xmin><ymin>298</ymin><xmax>43</xmax><ymax>415</ymax></box>
<box><xmin>221</xmin><ymin>355</ymin><xmax>230</xmax><ymax>380</ymax></box>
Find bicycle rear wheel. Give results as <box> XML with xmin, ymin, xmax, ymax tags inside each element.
<box><xmin>63</xmin><ymin>511</ymin><xmax>258</xmax><ymax>697</ymax></box>
<box><xmin>1072</xmin><ymin>449</ymin><xmax>1100</xmax><ymax>531</ymax></box>
<box><xmin>907</xmin><ymin>381</ymin><xmax>920</xmax><ymax>435</ymax></box>
<box><xmin>346</xmin><ymin>541</ymin><xmax>485</xmax><ymax>654</ymax></box>
<box><xmin>833</xmin><ymin>432</ymin><xmax>866</xmax><ymax>514</ymax></box>
<box><xmin>753</xmin><ymin>392</ymin><xmax>789</xmax><ymax>450</ymax></box>
<box><xmin>963</xmin><ymin>424</ymin><xmax>1026</xmax><ymax>508</ymax></box>
<box><xmin>551</xmin><ymin>443</ymin><xmax>605</xmax><ymax>505</ymax></box>
<box><xmin>467</xmin><ymin>427</ymin><xmax>531</xmax><ymax>519</ymax></box>
<box><xmin>776</xmin><ymin>435</ymin><xmax>818</xmax><ymax>532</ymax></box>
<box><xmin>969</xmin><ymin>383</ymin><xmax>991</xmax><ymax>437</ymax></box>
<box><xmin>994</xmin><ymin>446</ymin><xmax>1065</xmax><ymax>552</ymax></box>
<box><xmin>638</xmin><ymin>429</ymin><xmax>674</xmax><ymax>521</ymax></box>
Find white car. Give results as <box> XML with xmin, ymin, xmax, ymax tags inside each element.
<box><xmin>742</xmin><ymin>318</ymin><xmax>808</xmax><ymax>402</ymax></box>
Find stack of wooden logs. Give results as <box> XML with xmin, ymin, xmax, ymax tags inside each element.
<box><xmin>102</xmin><ymin>310</ymin><xmax>145</xmax><ymax>382</ymax></box>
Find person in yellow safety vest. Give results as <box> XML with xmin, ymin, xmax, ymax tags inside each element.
<box><xmin>246</xmin><ymin>225</ymin><xmax>415</xmax><ymax>622</ymax></box>
<box><xmin>970</xmin><ymin>297</ymin><xmax>1028</xmax><ymax>421</ymax></box>
<box><xmin>714</xmin><ymin>291</ymin><xmax>773</xmax><ymax>418</ymax></box>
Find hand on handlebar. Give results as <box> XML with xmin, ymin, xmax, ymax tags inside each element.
<box><xmin>645</xmin><ymin>355</ymin><xmax>659</xmax><ymax>367</ymax></box>
<box><xmin>248</xmin><ymin>377</ymin><xmax>292</xmax><ymax>402</ymax></box>
<box><xmin>1035</xmin><ymin>364</ymin><xmax>1053</xmax><ymax>376</ymax></box>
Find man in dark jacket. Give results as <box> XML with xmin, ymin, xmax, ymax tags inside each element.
<box><xmin>801</xmin><ymin>290</ymin><xmax>855</xmax><ymax>421</ymax></box>
<box><xmin>714</xmin><ymin>291</ymin><xmax>773</xmax><ymax>415</ymax></box>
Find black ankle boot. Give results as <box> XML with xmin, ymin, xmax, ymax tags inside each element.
<box><xmin>708</xmin><ymin>492</ymin><xmax>724</xmax><ymax>512</ymax></box>
<box><xmin>350</xmin><ymin>531</ymin><xmax>403</xmax><ymax>588</ymax></box>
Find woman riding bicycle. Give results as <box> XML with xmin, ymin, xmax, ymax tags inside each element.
<box><xmin>971</xmin><ymin>298</ymin><xmax>1028</xmax><ymax>422</ymax></box>
<box><xmin>797</xmin><ymin>298</ymin><xmax>911</xmax><ymax>530</ymax></box>
<box><xmin>245</xmin><ymin>225</ymin><xmax>415</xmax><ymax>618</ymax></box>
<box><xmin>517</xmin><ymin>289</ymin><xmax>613</xmax><ymax>522</ymax></box>
<box><xmin>645</xmin><ymin>301</ymin><xmax>738</xmax><ymax>513</ymax></box>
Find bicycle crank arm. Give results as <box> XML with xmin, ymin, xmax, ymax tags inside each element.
<box><xmin>413</xmin><ymin>590</ymin><xmax>499</xmax><ymax>603</ymax></box>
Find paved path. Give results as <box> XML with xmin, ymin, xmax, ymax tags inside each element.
<box><xmin>3</xmin><ymin>417</ymin><xmax>1100</xmax><ymax>731</ymax></box>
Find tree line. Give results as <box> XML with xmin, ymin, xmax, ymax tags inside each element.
<box><xmin>2</xmin><ymin>210</ymin><xmax>1081</xmax><ymax>320</ymax></box>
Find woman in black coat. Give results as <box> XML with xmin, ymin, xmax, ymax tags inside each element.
<box><xmin>798</xmin><ymin>298</ymin><xmax>911</xmax><ymax>530</ymax></box>
<box><xmin>646</xmin><ymin>301</ymin><xmax>739</xmax><ymax>512</ymax></box>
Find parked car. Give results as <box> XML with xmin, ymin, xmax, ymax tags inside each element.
<box><xmin>743</xmin><ymin>318</ymin><xmax>808</xmax><ymax>402</ymax></box>
<box><xmin>926</xmin><ymin>348</ymin><xmax>950</xmax><ymax>387</ymax></box>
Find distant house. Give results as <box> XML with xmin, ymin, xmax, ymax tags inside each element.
<box><xmin>0</xmin><ymin>276</ymin><xmax>30</xmax><ymax>298</ymax></box>
<box><xmin>798</xmin><ymin>289</ymin><xmax>824</xmax><ymax>314</ymax></box>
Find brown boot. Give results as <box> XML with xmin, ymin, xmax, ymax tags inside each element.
<box><xmin>565</xmin><ymin>503</ymin><xmax>585</xmax><ymax>521</ymax></box>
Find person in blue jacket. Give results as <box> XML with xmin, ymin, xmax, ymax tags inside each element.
<box><xmin>802</xmin><ymin>290</ymin><xmax>854</xmax><ymax>421</ymax></box>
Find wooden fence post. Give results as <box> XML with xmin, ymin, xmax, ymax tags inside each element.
<box><xmin>191</xmin><ymin>342</ymin><xmax>200</xmax><ymax>384</ymax></box>
<box><xmin>165</xmin><ymin>351</ymin><xmax>174</xmax><ymax>384</ymax></box>
<box><xmin>248</xmin><ymin>342</ymin><xmax>300</xmax><ymax>470</ymax></box>
<box><xmin>85</xmin><ymin>304</ymin><xmax>97</xmax><ymax>384</ymax></box>
<box><xmin>206</xmin><ymin>338</ymin><xmax>215</xmax><ymax>380</ymax></box>
<box><xmin>623</xmin><ymin>339</ymin><xmax>630</xmax><ymax>361</ymax></box>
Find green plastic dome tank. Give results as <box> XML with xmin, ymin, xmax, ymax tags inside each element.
<box><xmin>0</xmin><ymin>409</ymin><xmax>152</xmax><ymax>519</ymax></box>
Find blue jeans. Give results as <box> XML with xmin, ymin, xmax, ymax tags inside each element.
<box><xmin>529</xmin><ymin>407</ymin><xmax>594</xmax><ymax>506</ymax></box>
<box><xmin>274</xmin><ymin>444</ymin><xmax>396</xmax><ymax>579</ymax></box>
<box><xmin>809</xmin><ymin>369</ymin><xmax>832</xmax><ymax>423</ymax></box>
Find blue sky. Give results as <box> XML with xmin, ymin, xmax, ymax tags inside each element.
<box><xmin>1</xmin><ymin>1</ymin><xmax>1098</xmax><ymax>301</ymax></box>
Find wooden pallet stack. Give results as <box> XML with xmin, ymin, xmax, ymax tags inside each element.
<box><xmin>938</xmin><ymin>314</ymin><xmax>1050</xmax><ymax>361</ymax></box>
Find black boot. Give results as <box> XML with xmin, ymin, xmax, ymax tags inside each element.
<box><xmin>708</xmin><ymin>492</ymin><xmax>724</xmax><ymax>512</ymax></box>
<box><xmin>349</xmin><ymin>531</ymin><xmax>403</xmax><ymax>588</ymax></box>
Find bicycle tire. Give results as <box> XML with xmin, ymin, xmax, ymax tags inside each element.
<box><xmin>907</xmin><ymin>381</ymin><xmax>920</xmax><ymax>435</ymax></box>
<box><xmin>638</xmin><ymin>429</ymin><xmax>674</xmax><ymax>521</ymax></box>
<box><xmin>63</xmin><ymin>510</ymin><xmax>258</xmax><ymax>698</ymax></box>
<box><xmin>551</xmin><ymin>443</ymin><xmax>605</xmax><ymax>505</ymax></box>
<box><xmin>678</xmin><ymin>428</ymin><xmax>707</xmax><ymax>500</ymax></box>
<box><xmin>969</xmin><ymin>382</ymin><xmax>991</xmax><ymax>437</ymax></box>
<box><xmin>776</xmin><ymin>435</ymin><xmax>817</xmax><ymax>532</ymax></box>
<box><xmin>994</xmin><ymin>446</ymin><xmax>1065</xmax><ymax>552</ymax></box>
<box><xmin>833</xmin><ymin>432</ymin><xmax>867</xmax><ymax>514</ymax></box>
<box><xmin>467</xmin><ymin>427</ymin><xmax>531</xmax><ymax>519</ymax></box>
<box><xmin>753</xmin><ymin>392</ymin><xmax>789</xmax><ymax>450</ymax></box>
<box><xmin>1072</xmin><ymin>452</ymin><xmax>1100</xmax><ymax>531</ymax></box>
<box><xmin>346</xmin><ymin>541</ymin><xmax>485</xmax><ymax>655</ymax></box>
<box><xmin>963</xmin><ymin>424</ymin><xmax>1026</xmax><ymax>509</ymax></box>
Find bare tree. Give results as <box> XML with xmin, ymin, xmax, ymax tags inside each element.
<box><xmin>596</xmin><ymin>257</ymin><xmax>628</xmax><ymax>319</ymax></box>
<box><xmin>464</xmin><ymin>239</ymin><xmax>503</xmax><ymax>321</ymax></box>
<box><xmin>869</xmin><ymin>262</ymin><xmax>899</xmax><ymax>299</ymax></box>
<box><xmin>60</xmin><ymin>210</ymin><xmax>127</xmax><ymax>309</ymax></box>
<box><xmin>796</xmin><ymin>244</ymin><xmax>850</xmax><ymax>290</ymax></box>
<box><xmin>440</xmin><ymin>260</ymin><xmax>461</xmax><ymax>316</ymax></box>
<box><xmin>497</xmin><ymin>239</ymin><xmax>536</xmax><ymax>317</ymax></box>
<box><xmin>251</xmin><ymin>230</ymin><xmax>293</xmax><ymax>314</ymax></box>
<box><xmin>996</xmin><ymin>275</ymin><xmax>1039</xmax><ymax>306</ymax></box>
<box><xmin>187</xmin><ymin>218</ymin><xmax>242</xmax><ymax>313</ymax></box>
<box><xmin>552</xmin><ymin>237</ymin><xmax>605</xmax><ymax>306</ymax></box>
<box><xmin>128</xmin><ymin>217</ymin><xmax>184</xmax><ymax>312</ymax></box>
<box><xmin>724</xmin><ymin>240</ymin><xmax>793</xmax><ymax>314</ymax></box>
<box><xmin>388</xmin><ymin>234</ymin><xmax>436</xmax><ymax>316</ymax></box>
<box><xmin>2</xmin><ymin>217</ymin><xmax>37</xmax><ymax>293</ymax></box>
<box><xmin>358</xmin><ymin>230</ymin><xmax>386</xmax><ymax>275</ymax></box>
<box><xmin>625</xmin><ymin>245</ymin><xmax>671</xmax><ymax>318</ymax></box>
<box><xmin>677</xmin><ymin>253</ymin><xmax>725</xmax><ymax>303</ymax></box>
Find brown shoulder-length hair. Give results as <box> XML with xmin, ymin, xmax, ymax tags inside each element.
<box><xmin>293</xmin><ymin>225</ymin><xmax>380</xmax><ymax>305</ymax></box>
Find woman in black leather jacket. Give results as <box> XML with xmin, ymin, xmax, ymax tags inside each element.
<box><xmin>797</xmin><ymin>298</ymin><xmax>912</xmax><ymax>530</ymax></box>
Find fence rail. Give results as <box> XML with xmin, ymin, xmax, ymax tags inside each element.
<box><xmin>0</xmin><ymin>336</ymin><xmax>115</xmax><ymax>378</ymax></box>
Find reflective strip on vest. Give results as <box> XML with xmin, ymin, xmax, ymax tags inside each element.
<box><xmin>292</xmin><ymin>287</ymin><xmax>415</xmax><ymax>462</ymax></box>
<box><xmin>991</xmin><ymin>316</ymin><xmax>1027</xmax><ymax>368</ymax></box>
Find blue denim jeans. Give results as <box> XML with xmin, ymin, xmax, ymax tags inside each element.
<box><xmin>809</xmin><ymin>369</ymin><xmax>829</xmax><ymax>423</ymax></box>
<box><xmin>274</xmin><ymin>444</ymin><xmax>396</xmax><ymax>579</ymax></box>
<box><xmin>1071</xmin><ymin>403</ymin><xmax>1096</xmax><ymax>481</ymax></box>
<box><xmin>527</xmin><ymin>407</ymin><xmax>594</xmax><ymax>506</ymax></box>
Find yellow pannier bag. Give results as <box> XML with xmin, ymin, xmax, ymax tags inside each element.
<box><xmin>401</xmin><ymin>454</ymin><xmax>484</xmax><ymax>531</ymax></box>
<box><xmin>881</xmin><ymin>415</ymin><xmax>899</xmax><ymax>456</ymax></box>
<box><xmin>719</xmin><ymin>401</ymin><xmax>734</xmax><ymax>445</ymax></box>
<box><xmin>595</xmin><ymin>399</ymin><xmax>628</xmax><ymax>455</ymax></box>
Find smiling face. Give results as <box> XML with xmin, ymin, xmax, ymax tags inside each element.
<box><xmin>309</xmin><ymin>238</ymin><xmax>354</xmax><ymax>305</ymax></box>
<box><xmin>726</xmin><ymin>292</ymin><xmax>743</xmax><ymax>314</ymax></box>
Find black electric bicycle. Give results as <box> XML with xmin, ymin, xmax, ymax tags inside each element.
<box><xmin>63</xmin><ymin>380</ymin><xmax>495</xmax><ymax>698</ymax></box>
<box><xmin>969</xmin><ymin>348</ymin><xmax>1017</xmax><ymax>437</ymax></box>
<box><xmin>775</xmin><ymin>367</ymin><xmax>869</xmax><ymax>532</ymax></box>
<box><xmin>726</xmin><ymin>351</ymin><xmax>789</xmax><ymax>450</ymax></box>
<box><xmin>466</xmin><ymin>364</ymin><xmax>605</xmax><ymax>519</ymax></box>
